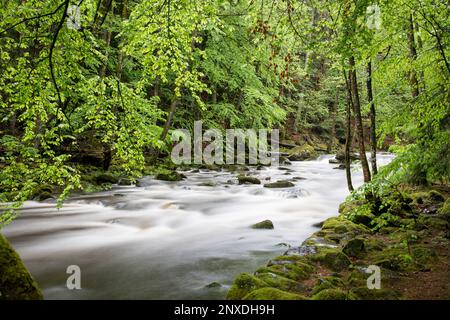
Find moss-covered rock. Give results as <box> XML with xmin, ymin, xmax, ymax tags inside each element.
<box><xmin>343</xmin><ymin>238</ymin><xmax>365</xmax><ymax>257</ymax></box>
<box><xmin>251</xmin><ymin>220</ymin><xmax>274</xmax><ymax>229</ymax></box>
<box><xmin>312</xmin><ymin>288</ymin><xmax>351</xmax><ymax>300</ymax></box>
<box><xmin>350</xmin><ymin>287</ymin><xmax>401</xmax><ymax>300</ymax></box>
<box><xmin>288</xmin><ymin>144</ymin><xmax>318</xmax><ymax>161</ymax></box>
<box><xmin>118</xmin><ymin>178</ymin><xmax>133</xmax><ymax>186</ymax></box>
<box><xmin>256</xmin><ymin>262</ymin><xmax>313</xmax><ymax>281</ymax></box>
<box><xmin>0</xmin><ymin>235</ymin><xmax>43</xmax><ymax>300</ymax></box>
<box><xmin>310</xmin><ymin>248</ymin><xmax>351</xmax><ymax>272</ymax></box>
<box><xmin>289</xmin><ymin>145</ymin><xmax>314</xmax><ymax>160</ymax></box>
<box><xmin>226</xmin><ymin>273</ymin><xmax>268</xmax><ymax>300</ymax></box>
<box><xmin>255</xmin><ymin>272</ymin><xmax>306</xmax><ymax>293</ymax></box>
<box><xmin>95</xmin><ymin>173</ymin><xmax>119</xmax><ymax>184</ymax></box>
<box><xmin>155</xmin><ymin>171</ymin><xmax>186</xmax><ymax>181</ymax></box>
<box><xmin>237</xmin><ymin>175</ymin><xmax>261</xmax><ymax>185</ymax></box>
<box><xmin>243</xmin><ymin>287</ymin><xmax>308</xmax><ymax>300</ymax></box>
<box><xmin>32</xmin><ymin>185</ymin><xmax>53</xmax><ymax>201</ymax></box>
<box><xmin>312</xmin><ymin>276</ymin><xmax>346</xmax><ymax>295</ymax></box>
<box><xmin>264</xmin><ymin>181</ymin><xmax>295</xmax><ymax>188</ymax></box>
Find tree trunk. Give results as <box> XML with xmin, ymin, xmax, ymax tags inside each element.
<box><xmin>160</xmin><ymin>97</ymin><xmax>179</xmax><ymax>141</ymax></box>
<box><xmin>349</xmin><ymin>56</ymin><xmax>371</xmax><ymax>183</ymax></box>
<box><xmin>366</xmin><ymin>60</ymin><xmax>377</xmax><ymax>175</ymax></box>
<box><xmin>407</xmin><ymin>13</ymin><xmax>419</xmax><ymax>98</ymax></box>
<box><xmin>343</xmin><ymin>70</ymin><xmax>354</xmax><ymax>192</ymax></box>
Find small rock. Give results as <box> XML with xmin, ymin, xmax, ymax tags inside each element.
<box><xmin>237</xmin><ymin>175</ymin><xmax>261</xmax><ymax>185</ymax></box>
<box><xmin>251</xmin><ymin>220</ymin><xmax>274</xmax><ymax>229</ymax></box>
<box><xmin>264</xmin><ymin>180</ymin><xmax>295</xmax><ymax>188</ymax></box>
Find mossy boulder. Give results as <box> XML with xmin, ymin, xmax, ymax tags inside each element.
<box><xmin>343</xmin><ymin>238</ymin><xmax>365</xmax><ymax>257</ymax></box>
<box><xmin>243</xmin><ymin>287</ymin><xmax>307</xmax><ymax>300</ymax></box>
<box><xmin>0</xmin><ymin>235</ymin><xmax>43</xmax><ymax>300</ymax></box>
<box><xmin>95</xmin><ymin>173</ymin><xmax>119</xmax><ymax>184</ymax></box>
<box><xmin>310</xmin><ymin>248</ymin><xmax>351</xmax><ymax>272</ymax></box>
<box><xmin>288</xmin><ymin>144</ymin><xmax>318</xmax><ymax>161</ymax></box>
<box><xmin>312</xmin><ymin>288</ymin><xmax>351</xmax><ymax>300</ymax></box>
<box><xmin>226</xmin><ymin>273</ymin><xmax>268</xmax><ymax>300</ymax></box>
<box><xmin>155</xmin><ymin>171</ymin><xmax>186</xmax><ymax>181</ymax></box>
<box><xmin>255</xmin><ymin>273</ymin><xmax>306</xmax><ymax>293</ymax></box>
<box><xmin>256</xmin><ymin>262</ymin><xmax>314</xmax><ymax>281</ymax></box>
<box><xmin>237</xmin><ymin>175</ymin><xmax>261</xmax><ymax>185</ymax></box>
<box><xmin>264</xmin><ymin>181</ymin><xmax>295</xmax><ymax>188</ymax></box>
<box><xmin>312</xmin><ymin>276</ymin><xmax>346</xmax><ymax>295</ymax></box>
<box><xmin>251</xmin><ymin>220</ymin><xmax>274</xmax><ymax>229</ymax></box>
<box><xmin>350</xmin><ymin>287</ymin><xmax>401</xmax><ymax>300</ymax></box>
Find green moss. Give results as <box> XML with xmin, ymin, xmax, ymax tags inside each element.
<box><xmin>312</xmin><ymin>288</ymin><xmax>352</xmax><ymax>300</ymax></box>
<box><xmin>255</xmin><ymin>272</ymin><xmax>305</xmax><ymax>292</ymax></box>
<box><xmin>155</xmin><ymin>171</ymin><xmax>186</xmax><ymax>181</ymax></box>
<box><xmin>412</xmin><ymin>246</ymin><xmax>437</xmax><ymax>267</ymax></box>
<box><xmin>251</xmin><ymin>220</ymin><xmax>274</xmax><ymax>229</ymax></box>
<box><xmin>95</xmin><ymin>173</ymin><xmax>119</xmax><ymax>184</ymax></box>
<box><xmin>256</xmin><ymin>262</ymin><xmax>313</xmax><ymax>281</ymax></box>
<box><xmin>321</xmin><ymin>217</ymin><xmax>371</xmax><ymax>236</ymax></box>
<box><xmin>243</xmin><ymin>287</ymin><xmax>307</xmax><ymax>300</ymax></box>
<box><xmin>438</xmin><ymin>198</ymin><xmax>450</xmax><ymax>218</ymax></box>
<box><xmin>226</xmin><ymin>273</ymin><xmax>268</xmax><ymax>300</ymax></box>
<box><xmin>312</xmin><ymin>276</ymin><xmax>346</xmax><ymax>295</ymax></box>
<box><xmin>0</xmin><ymin>234</ymin><xmax>43</xmax><ymax>300</ymax></box>
<box><xmin>310</xmin><ymin>248</ymin><xmax>351</xmax><ymax>272</ymax></box>
<box><xmin>350</xmin><ymin>287</ymin><xmax>401</xmax><ymax>300</ymax></box>
<box><xmin>343</xmin><ymin>238</ymin><xmax>365</xmax><ymax>258</ymax></box>
<box><xmin>287</xmin><ymin>144</ymin><xmax>318</xmax><ymax>161</ymax></box>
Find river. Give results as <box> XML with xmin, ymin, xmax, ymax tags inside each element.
<box><xmin>1</xmin><ymin>153</ymin><xmax>393</xmax><ymax>299</ymax></box>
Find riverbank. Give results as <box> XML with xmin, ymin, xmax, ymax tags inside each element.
<box><xmin>227</xmin><ymin>184</ymin><xmax>450</xmax><ymax>300</ymax></box>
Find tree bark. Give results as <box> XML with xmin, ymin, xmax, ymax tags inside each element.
<box><xmin>160</xmin><ymin>97</ymin><xmax>179</xmax><ymax>141</ymax></box>
<box><xmin>349</xmin><ymin>56</ymin><xmax>371</xmax><ymax>183</ymax></box>
<box><xmin>407</xmin><ymin>13</ymin><xmax>419</xmax><ymax>98</ymax></box>
<box><xmin>366</xmin><ymin>60</ymin><xmax>377</xmax><ymax>175</ymax></box>
<box><xmin>343</xmin><ymin>70</ymin><xmax>354</xmax><ymax>192</ymax></box>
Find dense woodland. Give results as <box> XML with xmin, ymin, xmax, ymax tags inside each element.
<box><xmin>0</xmin><ymin>0</ymin><xmax>449</xmax><ymax>224</ymax></box>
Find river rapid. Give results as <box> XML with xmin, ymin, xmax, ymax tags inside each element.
<box><xmin>2</xmin><ymin>153</ymin><xmax>393</xmax><ymax>299</ymax></box>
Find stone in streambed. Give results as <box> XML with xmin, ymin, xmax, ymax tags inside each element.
<box><xmin>155</xmin><ymin>171</ymin><xmax>186</xmax><ymax>181</ymax></box>
<box><xmin>237</xmin><ymin>175</ymin><xmax>261</xmax><ymax>185</ymax></box>
<box><xmin>251</xmin><ymin>220</ymin><xmax>274</xmax><ymax>229</ymax></box>
<box><xmin>264</xmin><ymin>180</ymin><xmax>295</xmax><ymax>188</ymax></box>
<box><xmin>343</xmin><ymin>238</ymin><xmax>365</xmax><ymax>257</ymax></box>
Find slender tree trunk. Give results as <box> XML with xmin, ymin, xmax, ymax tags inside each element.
<box><xmin>160</xmin><ymin>98</ymin><xmax>179</xmax><ymax>141</ymax></box>
<box><xmin>366</xmin><ymin>60</ymin><xmax>377</xmax><ymax>175</ymax></box>
<box><xmin>349</xmin><ymin>56</ymin><xmax>371</xmax><ymax>183</ymax></box>
<box><xmin>407</xmin><ymin>13</ymin><xmax>419</xmax><ymax>98</ymax></box>
<box><xmin>343</xmin><ymin>70</ymin><xmax>354</xmax><ymax>192</ymax></box>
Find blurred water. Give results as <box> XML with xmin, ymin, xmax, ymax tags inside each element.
<box><xmin>1</xmin><ymin>153</ymin><xmax>393</xmax><ymax>299</ymax></box>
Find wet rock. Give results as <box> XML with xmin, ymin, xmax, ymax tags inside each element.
<box><xmin>205</xmin><ymin>282</ymin><xmax>222</xmax><ymax>288</ymax></box>
<box><xmin>237</xmin><ymin>175</ymin><xmax>261</xmax><ymax>185</ymax></box>
<box><xmin>155</xmin><ymin>171</ymin><xmax>186</xmax><ymax>181</ymax></box>
<box><xmin>287</xmin><ymin>145</ymin><xmax>318</xmax><ymax>161</ymax></box>
<box><xmin>335</xmin><ymin>151</ymin><xmax>359</xmax><ymax>162</ymax></box>
<box><xmin>333</xmin><ymin>164</ymin><xmax>346</xmax><ymax>170</ymax></box>
<box><xmin>251</xmin><ymin>220</ymin><xmax>274</xmax><ymax>229</ymax></box>
<box><xmin>264</xmin><ymin>180</ymin><xmax>295</xmax><ymax>188</ymax></box>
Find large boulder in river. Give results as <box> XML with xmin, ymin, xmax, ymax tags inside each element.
<box><xmin>238</xmin><ymin>175</ymin><xmax>261</xmax><ymax>185</ymax></box>
<box><xmin>335</xmin><ymin>151</ymin><xmax>359</xmax><ymax>163</ymax></box>
<box><xmin>155</xmin><ymin>171</ymin><xmax>187</xmax><ymax>181</ymax></box>
<box><xmin>288</xmin><ymin>145</ymin><xmax>318</xmax><ymax>161</ymax></box>
<box><xmin>251</xmin><ymin>220</ymin><xmax>274</xmax><ymax>229</ymax></box>
<box><xmin>0</xmin><ymin>234</ymin><xmax>43</xmax><ymax>300</ymax></box>
<box><xmin>264</xmin><ymin>180</ymin><xmax>295</xmax><ymax>188</ymax></box>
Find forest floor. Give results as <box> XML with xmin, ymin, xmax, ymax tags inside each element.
<box><xmin>227</xmin><ymin>185</ymin><xmax>450</xmax><ymax>300</ymax></box>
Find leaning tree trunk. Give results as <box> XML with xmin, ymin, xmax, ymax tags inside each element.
<box><xmin>349</xmin><ymin>56</ymin><xmax>371</xmax><ymax>183</ymax></box>
<box><xmin>366</xmin><ymin>60</ymin><xmax>377</xmax><ymax>175</ymax></box>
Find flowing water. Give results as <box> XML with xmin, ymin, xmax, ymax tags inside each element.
<box><xmin>2</xmin><ymin>153</ymin><xmax>393</xmax><ymax>299</ymax></box>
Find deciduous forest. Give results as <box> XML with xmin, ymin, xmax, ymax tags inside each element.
<box><xmin>0</xmin><ymin>0</ymin><xmax>449</xmax><ymax>301</ymax></box>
